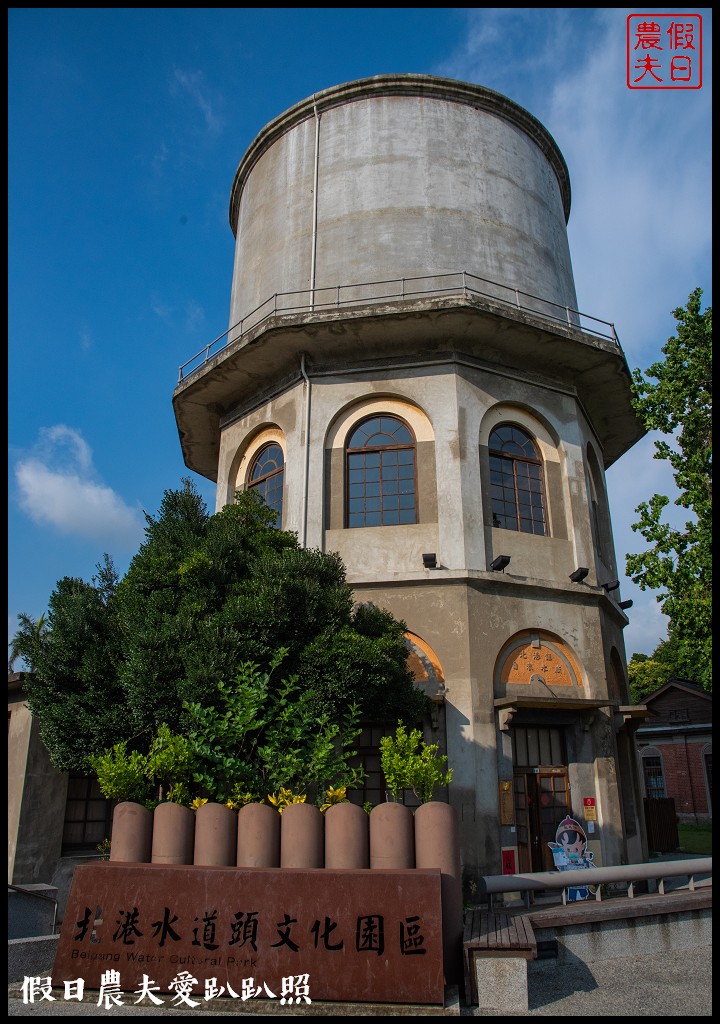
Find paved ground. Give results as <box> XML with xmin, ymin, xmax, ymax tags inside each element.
<box><xmin>8</xmin><ymin>943</ymin><xmax>712</xmax><ymax>1016</ymax></box>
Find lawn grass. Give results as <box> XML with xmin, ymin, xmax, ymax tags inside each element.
<box><xmin>677</xmin><ymin>822</ymin><xmax>712</xmax><ymax>855</ymax></box>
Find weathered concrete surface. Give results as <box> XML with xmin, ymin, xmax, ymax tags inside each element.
<box><xmin>8</xmin><ymin>887</ymin><xmax>57</xmax><ymax>940</ymax></box>
<box><xmin>8</xmin><ymin>935</ymin><xmax>60</xmax><ymax>983</ymax></box>
<box><xmin>475</xmin><ymin>957</ymin><xmax>529</xmax><ymax>1013</ymax></box>
<box><xmin>534</xmin><ymin>906</ymin><xmax>711</xmax><ymax>964</ymax></box>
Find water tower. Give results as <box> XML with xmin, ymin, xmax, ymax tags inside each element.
<box><xmin>173</xmin><ymin>75</ymin><xmax>647</xmax><ymax>881</ymax></box>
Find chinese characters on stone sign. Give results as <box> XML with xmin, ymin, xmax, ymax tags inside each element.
<box><xmin>52</xmin><ymin>865</ymin><xmax>445</xmax><ymax>1005</ymax></box>
<box><xmin>627</xmin><ymin>14</ymin><xmax>703</xmax><ymax>89</ymax></box>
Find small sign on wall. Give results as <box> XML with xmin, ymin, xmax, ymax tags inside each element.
<box><xmin>583</xmin><ymin>797</ymin><xmax>597</xmax><ymax>821</ymax></box>
<box><xmin>498</xmin><ymin>781</ymin><xmax>514</xmax><ymax>825</ymax></box>
<box><xmin>501</xmin><ymin>848</ymin><xmax>517</xmax><ymax>875</ymax></box>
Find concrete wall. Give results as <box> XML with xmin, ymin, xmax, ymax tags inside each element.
<box><xmin>213</xmin><ymin>352</ymin><xmax>639</xmax><ymax>879</ymax></box>
<box><xmin>216</xmin><ymin>360</ymin><xmax>620</xmax><ymax>591</ymax></box>
<box><xmin>8</xmin><ymin>687</ymin><xmax>68</xmax><ymax>884</ymax></box>
<box><xmin>229</xmin><ymin>76</ymin><xmax>578</xmax><ymax>331</ymax></box>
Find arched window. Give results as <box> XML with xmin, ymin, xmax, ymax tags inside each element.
<box><xmin>248</xmin><ymin>443</ymin><xmax>284</xmax><ymax>527</ymax></box>
<box><xmin>489</xmin><ymin>425</ymin><xmax>547</xmax><ymax>535</ymax></box>
<box><xmin>641</xmin><ymin>747</ymin><xmax>666</xmax><ymax>799</ymax></box>
<box><xmin>346</xmin><ymin>415</ymin><xmax>416</xmax><ymax>528</ymax></box>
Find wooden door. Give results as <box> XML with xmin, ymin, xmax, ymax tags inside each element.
<box><xmin>514</xmin><ymin>767</ymin><xmax>570</xmax><ymax>872</ymax></box>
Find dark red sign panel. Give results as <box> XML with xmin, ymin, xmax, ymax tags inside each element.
<box><xmin>53</xmin><ymin>864</ymin><xmax>444</xmax><ymax>1006</ymax></box>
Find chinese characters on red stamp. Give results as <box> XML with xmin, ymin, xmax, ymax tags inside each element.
<box><xmin>627</xmin><ymin>14</ymin><xmax>703</xmax><ymax>89</ymax></box>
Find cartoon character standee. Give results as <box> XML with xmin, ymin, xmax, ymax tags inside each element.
<box><xmin>548</xmin><ymin>815</ymin><xmax>596</xmax><ymax>901</ymax></box>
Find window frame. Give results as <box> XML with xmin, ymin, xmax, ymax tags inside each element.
<box><xmin>344</xmin><ymin>414</ymin><xmax>418</xmax><ymax>529</ymax></box>
<box><xmin>62</xmin><ymin>773</ymin><xmax>114</xmax><ymax>853</ymax></box>
<box><xmin>247</xmin><ymin>441</ymin><xmax>285</xmax><ymax>527</ymax></box>
<box><xmin>488</xmin><ymin>424</ymin><xmax>548</xmax><ymax>536</ymax></box>
<box><xmin>640</xmin><ymin>749</ymin><xmax>667</xmax><ymax>799</ymax></box>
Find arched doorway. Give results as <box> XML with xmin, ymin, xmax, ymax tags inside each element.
<box><xmin>496</xmin><ymin>631</ymin><xmax>584</xmax><ymax>872</ymax></box>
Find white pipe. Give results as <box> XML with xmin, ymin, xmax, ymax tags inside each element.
<box><xmin>309</xmin><ymin>96</ymin><xmax>320</xmax><ymax>311</ymax></box>
<box><xmin>300</xmin><ymin>353</ymin><xmax>311</xmax><ymax>548</ymax></box>
<box><xmin>479</xmin><ymin>856</ymin><xmax>712</xmax><ymax>895</ymax></box>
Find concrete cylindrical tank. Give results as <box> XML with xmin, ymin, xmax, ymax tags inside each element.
<box><xmin>369</xmin><ymin>802</ymin><xmax>415</xmax><ymax>869</ymax></box>
<box><xmin>151</xmin><ymin>803</ymin><xmax>195</xmax><ymax>865</ymax></box>
<box><xmin>193</xmin><ymin>802</ymin><xmax>238</xmax><ymax>866</ymax></box>
<box><xmin>279</xmin><ymin>803</ymin><xmax>324</xmax><ymax>868</ymax></box>
<box><xmin>109</xmin><ymin>801</ymin><xmax>153</xmax><ymax>863</ymax></box>
<box><xmin>228</xmin><ymin>74</ymin><xmax>577</xmax><ymax>333</ymax></box>
<box><xmin>236</xmin><ymin>802</ymin><xmax>281</xmax><ymax>867</ymax></box>
<box><xmin>415</xmin><ymin>802</ymin><xmax>464</xmax><ymax>985</ymax></box>
<box><xmin>324</xmin><ymin>802</ymin><xmax>370</xmax><ymax>868</ymax></box>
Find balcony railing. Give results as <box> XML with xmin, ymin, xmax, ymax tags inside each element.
<box><xmin>177</xmin><ymin>270</ymin><xmax>620</xmax><ymax>384</ymax></box>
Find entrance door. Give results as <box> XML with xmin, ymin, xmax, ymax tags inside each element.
<box><xmin>513</xmin><ymin>767</ymin><xmax>570</xmax><ymax>872</ymax></box>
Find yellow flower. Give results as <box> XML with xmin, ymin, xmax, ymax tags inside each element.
<box><xmin>320</xmin><ymin>786</ymin><xmax>348</xmax><ymax>812</ymax></box>
<box><xmin>190</xmin><ymin>797</ymin><xmax>208</xmax><ymax>810</ymax></box>
<box><xmin>268</xmin><ymin>788</ymin><xmax>306</xmax><ymax>812</ymax></box>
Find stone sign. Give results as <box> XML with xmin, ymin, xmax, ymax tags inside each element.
<box><xmin>53</xmin><ymin>864</ymin><xmax>444</xmax><ymax>1005</ymax></box>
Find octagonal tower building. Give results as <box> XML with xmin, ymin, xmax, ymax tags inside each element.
<box><xmin>173</xmin><ymin>75</ymin><xmax>648</xmax><ymax>882</ymax></box>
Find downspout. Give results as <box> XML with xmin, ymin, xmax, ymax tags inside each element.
<box><xmin>310</xmin><ymin>95</ymin><xmax>320</xmax><ymax>310</ymax></box>
<box><xmin>300</xmin><ymin>97</ymin><xmax>320</xmax><ymax>547</ymax></box>
<box><xmin>300</xmin><ymin>353</ymin><xmax>312</xmax><ymax>549</ymax></box>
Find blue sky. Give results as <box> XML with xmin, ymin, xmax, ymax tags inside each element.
<box><xmin>8</xmin><ymin>8</ymin><xmax>712</xmax><ymax>664</ymax></box>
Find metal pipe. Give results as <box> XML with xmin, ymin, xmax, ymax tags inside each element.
<box><xmin>478</xmin><ymin>857</ymin><xmax>712</xmax><ymax>896</ymax></box>
<box><xmin>309</xmin><ymin>96</ymin><xmax>320</xmax><ymax>311</ymax></box>
<box><xmin>299</xmin><ymin>353</ymin><xmax>311</xmax><ymax>548</ymax></box>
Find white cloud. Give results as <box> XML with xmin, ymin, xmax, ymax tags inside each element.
<box><xmin>79</xmin><ymin>325</ymin><xmax>94</xmax><ymax>353</ymax></box>
<box><xmin>171</xmin><ymin>68</ymin><xmax>224</xmax><ymax>138</ymax></box>
<box><xmin>440</xmin><ymin>9</ymin><xmax>710</xmax><ymax>658</ymax></box>
<box><xmin>185</xmin><ymin>300</ymin><xmax>206</xmax><ymax>334</ymax></box>
<box><xmin>439</xmin><ymin>10</ymin><xmax>712</xmax><ymax>368</ymax></box>
<box><xmin>14</xmin><ymin>426</ymin><xmax>144</xmax><ymax>550</ymax></box>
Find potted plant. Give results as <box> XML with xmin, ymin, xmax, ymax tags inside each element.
<box><xmin>379</xmin><ymin>721</ymin><xmax>453</xmax><ymax>804</ymax></box>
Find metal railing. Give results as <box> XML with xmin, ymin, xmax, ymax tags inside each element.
<box><xmin>8</xmin><ymin>883</ymin><xmax>59</xmax><ymax>934</ymax></box>
<box><xmin>478</xmin><ymin>857</ymin><xmax>712</xmax><ymax>910</ymax></box>
<box><xmin>177</xmin><ymin>270</ymin><xmax>620</xmax><ymax>383</ymax></box>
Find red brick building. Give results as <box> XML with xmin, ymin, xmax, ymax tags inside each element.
<box><xmin>636</xmin><ymin>678</ymin><xmax>712</xmax><ymax>824</ymax></box>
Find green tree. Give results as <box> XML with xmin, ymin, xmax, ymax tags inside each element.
<box><xmin>626</xmin><ymin>288</ymin><xmax>712</xmax><ymax>690</ymax></box>
<box><xmin>11</xmin><ymin>480</ymin><xmax>429</xmax><ymax>773</ymax></box>
<box><xmin>16</xmin><ymin>556</ymin><xmax>130</xmax><ymax>771</ymax></box>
